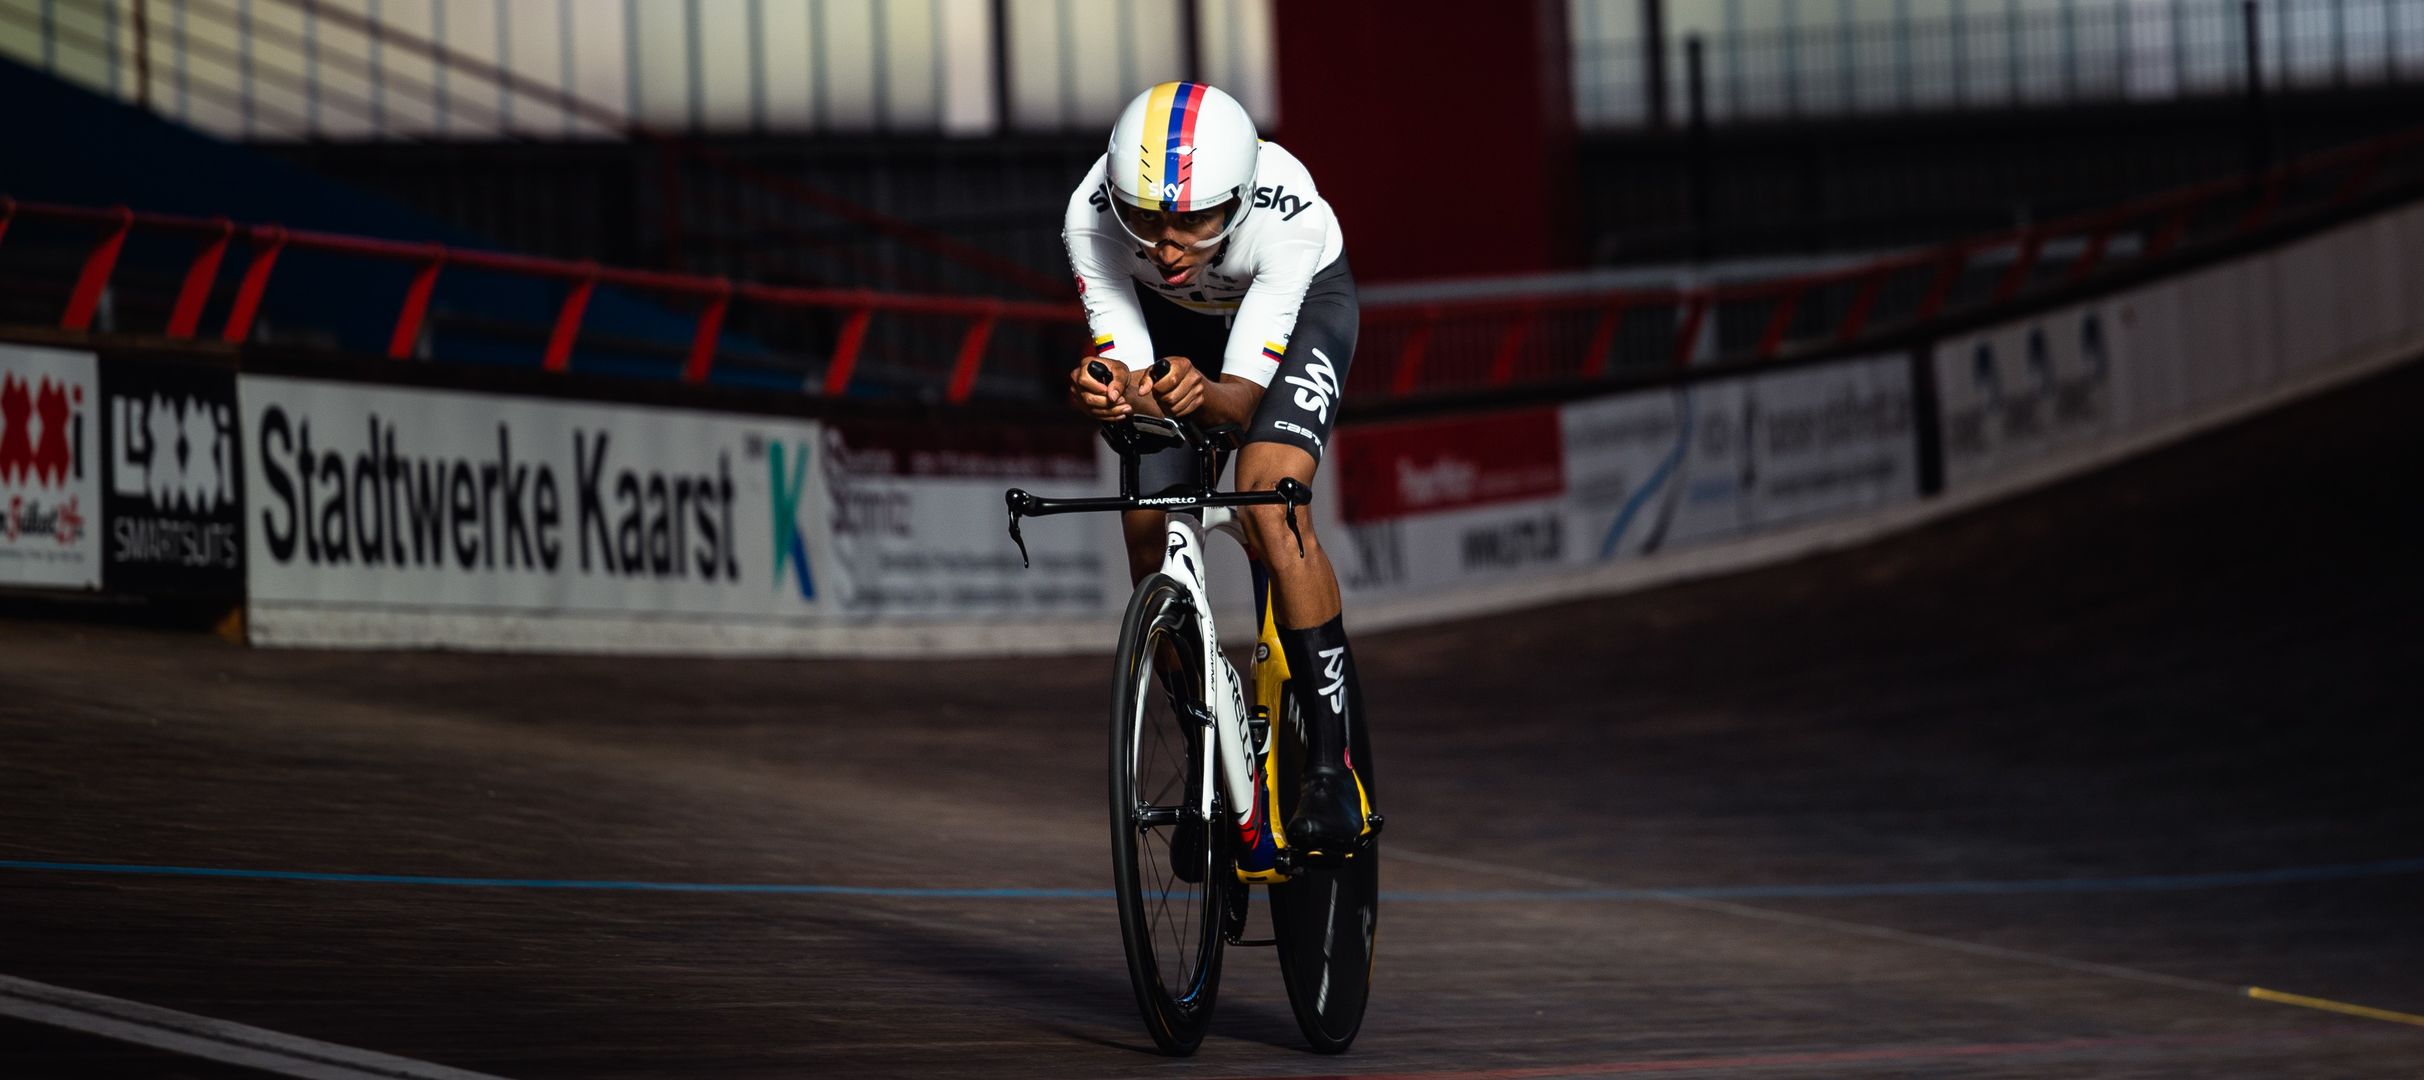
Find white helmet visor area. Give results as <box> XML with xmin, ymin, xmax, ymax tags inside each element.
<box><xmin>1111</xmin><ymin>192</ymin><xmax>1251</xmax><ymax>253</ymax></box>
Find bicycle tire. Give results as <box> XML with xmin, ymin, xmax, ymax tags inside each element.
<box><xmin>1109</xmin><ymin>573</ymin><xmax>1227</xmax><ymax>1055</ymax></box>
<box><xmin>1268</xmin><ymin>690</ymin><xmax>1379</xmax><ymax>1054</ymax></box>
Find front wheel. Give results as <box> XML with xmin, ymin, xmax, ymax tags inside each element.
<box><xmin>1109</xmin><ymin>574</ymin><xmax>1226</xmax><ymax>1055</ymax></box>
<box><xmin>1268</xmin><ymin>692</ymin><xmax>1379</xmax><ymax>1053</ymax></box>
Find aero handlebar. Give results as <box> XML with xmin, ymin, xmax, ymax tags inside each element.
<box><xmin>1004</xmin><ymin>359</ymin><xmax>1311</xmax><ymax>568</ymax></box>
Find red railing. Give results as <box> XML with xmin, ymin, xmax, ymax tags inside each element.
<box><xmin>0</xmin><ymin>195</ymin><xmax>1071</xmax><ymax>403</ymax></box>
<box><xmin>6</xmin><ymin>120</ymin><xmax>2423</xmax><ymax>404</ymax></box>
<box><xmin>1348</xmin><ymin>119</ymin><xmax>2424</xmax><ymax>400</ymax></box>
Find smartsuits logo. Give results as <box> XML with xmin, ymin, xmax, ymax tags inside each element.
<box><xmin>103</xmin><ymin>359</ymin><xmax>246</xmax><ymax>589</ymax></box>
<box><xmin>114</xmin><ymin>393</ymin><xmax>235</xmax><ymax>513</ymax></box>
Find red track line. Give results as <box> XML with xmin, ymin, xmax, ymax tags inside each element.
<box><xmin>1229</xmin><ymin>1028</ymin><xmax>2372</xmax><ymax>1080</ymax></box>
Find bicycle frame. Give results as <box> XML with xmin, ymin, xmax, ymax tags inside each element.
<box><xmin>1006</xmin><ymin>411</ymin><xmax>1312</xmax><ymax>883</ymax></box>
<box><xmin>1163</xmin><ymin>507</ymin><xmax>1262</xmax><ymax>873</ymax></box>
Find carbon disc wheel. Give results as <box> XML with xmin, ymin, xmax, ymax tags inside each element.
<box><xmin>1268</xmin><ymin>691</ymin><xmax>1378</xmax><ymax>1053</ymax></box>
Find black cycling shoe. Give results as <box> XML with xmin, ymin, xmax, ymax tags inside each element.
<box><xmin>1285</xmin><ymin>764</ymin><xmax>1367</xmax><ymax>855</ymax></box>
<box><xmin>1168</xmin><ymin>815</ymin><xmax>1206</xmax><ymax>884</ymax></box>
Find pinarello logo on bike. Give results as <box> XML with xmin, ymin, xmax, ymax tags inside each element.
<box><xmin>0</xmin><ymin>373</ymin><xmax>88</xmax><ymax>545</ymax></box>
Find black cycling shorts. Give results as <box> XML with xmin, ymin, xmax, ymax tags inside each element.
<box><xmin>1132</xmin><ymin>255</ymin><xmax>1358</xmax><ymax>496</ymax></box>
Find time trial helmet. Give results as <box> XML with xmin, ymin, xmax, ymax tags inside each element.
<box><xmin>1105</xmin><ymin>81</ymin><xmax>1259</xmax><ymax>250</ymax></box>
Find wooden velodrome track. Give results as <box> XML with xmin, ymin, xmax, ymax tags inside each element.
<box><xmin>3</xmin><ymin>361</ymin><xmax>2421</xmax><ymax>1079</ymax></box>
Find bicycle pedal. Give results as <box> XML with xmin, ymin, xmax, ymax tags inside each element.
<box><xmin>1281</xmin><ymin>846</ymin><xmax>1349</xmax><ymax>870</ymax></box>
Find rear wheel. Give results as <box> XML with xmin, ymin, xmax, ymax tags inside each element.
<box><xmin>1268</xmin><ymin>692</ymin><xmax>1379</xmax><ymax>1053</ymax></box>
<box><xmin>1109</xmin><ymin>574</ymin><xmax>1226</xmax><ymax>1055</ymax></box>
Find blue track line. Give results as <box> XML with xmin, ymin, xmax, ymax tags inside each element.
<box><xmin>5</xmin><ymin>856</ymin><xmax>2422</xmax><ymax>901</ymax></box>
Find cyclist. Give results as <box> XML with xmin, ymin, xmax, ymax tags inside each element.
<box><xmin>1063</xmin><ymin>81</ymin><xmax>1369</xmax><ymax>861</ymax></box>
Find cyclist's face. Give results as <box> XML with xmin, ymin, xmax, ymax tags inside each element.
<box><xmin>1118</xmin><ymin>200</ymin><xmax>1235</xmax><ymax>284</ymax></box>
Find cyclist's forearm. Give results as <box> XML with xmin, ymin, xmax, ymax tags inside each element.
<box><xmin>1192</xmin><ymin>376</ymin><xmax>1265</xmax><ymax>428</ymax></box>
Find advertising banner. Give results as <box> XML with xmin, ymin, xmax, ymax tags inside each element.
<box><xmin>1332</xmin><ymin>407</ymin><xmax>1569</xmax><ymax>599</ymax></box>
<box><xmin>1737</xmin><ymin>354</ymin><xmax>1920</xmax><ymax>526</ymax></box>
<box><xmin>814</xmin><ymin>419</ymin><xmax>1114</xmax><ymax>618</ymax></box>
<box><xmin>0</xmin><ymin>344</ymin><xmax>100</xmax><ymax>589</ymax></box>
<box><xmin>1563</xmin><ymin>353</ymin><xmax>1918</xmax><ymax>564</ymax></box>
<box><xmin>1333</xmin><ymin>354</ymin><xmax>1918</xmax><ymax>601</ymax></box>
<box><xmin>1561</xmin><ymin>380</ymin><xmax>1747</xmax><ymax>562</ymax></box>
<box><xmin>241</xmin><ymin>376</ymin><xmax>829</xmax><ymax>630</ymax></box>
<box><xmin>1932</xmin><ymin>302</ymin><xmax>2127</xmax><ymax>489</ymax></box>
<box><xmin>102</xmin><ymin>357</ymin><xmax>243</xmax><ymax>595</ymax></box>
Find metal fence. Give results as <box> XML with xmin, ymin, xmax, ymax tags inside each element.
<box><xmin>1578</xmin><ymin>0</ymin><xmax>2424</xmax><ymax>128</ymax></box>
<box><xmin>0</xmin><ymin>0</ymin><xmax>1279</xmax><ymax>141</ymax></box>
<box><xmin>9</xmin><ymin>116</ymin><xmax>2421</xmax><ymax>405</ymax></box>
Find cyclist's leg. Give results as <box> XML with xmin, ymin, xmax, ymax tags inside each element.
<box><xmin>1121</xmin><ymin>509</ymin><xmax>1167</xmax><ymax>585</ymax></box>
<box><xmin>1237</xmin><ymin>442</ymin><xmax>1368</xmax><ymax>851</ymax></box>
<box><xmin>1234</xmin><ymin>257</ymin><xmax>1369</xmax><ymax>852</ymax></box>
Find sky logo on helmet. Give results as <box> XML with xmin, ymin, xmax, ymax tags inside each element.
<box><xmin>1138</xmin><ymin>82</ymin><xmax>1203</xmax><ymax>211</ymax></box>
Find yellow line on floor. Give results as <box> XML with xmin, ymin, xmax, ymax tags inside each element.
<box><xmin>2245</xmin><ymin>986</ymin><xmax>2424</xmax><ymax>1027</ymax></box>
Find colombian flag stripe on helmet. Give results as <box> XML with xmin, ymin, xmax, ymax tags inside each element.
<box><xmin>1137</xmin><ymin>81</ymin><xmax>1203</xmax><ymax>211</ymax></box>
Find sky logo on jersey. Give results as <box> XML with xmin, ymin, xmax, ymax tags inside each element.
<box><xmin>1138</xmin><ymin>82</ymin><xmax>1203</xmax><ymax>211</ymax></box>
<box><xmin>768</xmin><ymin>440</ymin><xmax>816</xmax><ymax>601</ymax></box>
<box><xmin>1251</xmin><ymin>185</ymin><xmax>1312</xmax><ymax>222</ymax></box>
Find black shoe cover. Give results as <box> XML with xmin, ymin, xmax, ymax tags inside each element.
<box><xmin>1286</xmin><ymin>764</ymin><xmax>1367</xmax><ymax>855</ymax></box>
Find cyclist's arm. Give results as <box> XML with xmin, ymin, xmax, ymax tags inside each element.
<box><xmin>1190</xmin><ymin>372</ymin><xmax>1262</xmax><ymax>428</ymax></box>
<box><xmin>1224</xmin><ymin>237</ymin><xmax>1323</xmax><ymax>387</ymax></box>
<box><xmin>1062</xmin><ymin>174</ymin><xmax>1156</xmax><ymax>374</ymax></box>
<box><xmin>1130</xmin><ymin>365</ymin><xmax>1262</xmax><ymax>427</ymax></box>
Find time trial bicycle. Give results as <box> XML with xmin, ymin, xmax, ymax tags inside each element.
<box><xmin>1006</xmin><ymin>360</ymin><xmax>1382</xmax><ymax>1055</ymax></box>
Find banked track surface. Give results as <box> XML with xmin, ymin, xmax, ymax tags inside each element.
<box><xmin>0</xmin><ymin>361</ymin><xmax>2420</xmax><ymax>1077</ymax></box>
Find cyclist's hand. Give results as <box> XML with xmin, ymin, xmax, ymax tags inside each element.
<box><xmin>1069</xmin><ymin>358</ymin><xmax>1132</xmax><ymax>421</ymax></box>
<box><xmin>1151</xmin><ymin>355</ymin><xmax>1207</xmax><ymax>417</ymax></box>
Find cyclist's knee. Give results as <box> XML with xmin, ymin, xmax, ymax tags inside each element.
<box><xmin>1238</xmin><ymin>497</ymin><xmax>1324</xmax><ymax>570</ymax></box>
<box><xmin>1236</xmin><ymin>443</ymin><xmax>1320</xmax><ymax>563</ymax></box>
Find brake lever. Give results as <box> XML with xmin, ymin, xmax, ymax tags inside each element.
<box><xmin>1274</xmin><ymin>477</ymin><xmax>1310</xmax><ymax>558</ymax></box>
<box><xmin>1004</xmin><ymin>489</ymin><xmax>1033</xmax><ymax>569</ymax></box>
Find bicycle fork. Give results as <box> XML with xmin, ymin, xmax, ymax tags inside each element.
<box><xmin>1162</xmin><ymin>513</ymin><xmax>1268</xmax><ymax>876</ymax></box>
